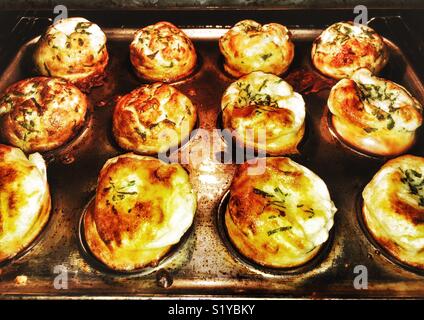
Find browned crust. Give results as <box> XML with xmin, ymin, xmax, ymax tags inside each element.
<box><xmin>225</xmin><ymin>158</ymin><xmax>326</xmax><ymax>268</ymax></box>
<box><xmin>311</xmin><ymin>22</ymin><xmax>388</xmax><ymax>79</ymax></box>
<box><xmin>33</xmin><ymin>18</ymin><xmax>109</xmax><ymax>92</ymax></box>
<box><xmin>0</xmin><ymin>191</ymin><xmax>51</xmax><ymax>264</ymax></box>
<box><xmin>327</xmin><ymin>73</ymin><xmax>421</xmax><ymax>156</ymax></box>
<box><xmin>391</xmin><ymin>197</ymin><xmax>424</xmax><ymax>226</ymax></box>
<box><xmin>84</xmin><ymin>200</ymin><xmax>171</xmax><ymax>271</ymax></box>
<box><xmin>0</xmin><ymin>77</ymin><xmax>88</xmax><ymax>153</ymax></box>
<box><xmin>131</xmin><ymin>57</ymin><xmax>197</xmax><ymax>83</ymax></box>
<box><xmin>226</xmin><ymin>117</ymin><xmax>305</xmax><ymax>156</ymax></box>
<box><xmin>129</xmin><ymin>22</ymin><xmax>197</xmax><ymax>83</ymax></box>
<box><xmin>0</xmin><ymin>147</ymin><xmax>51</xmax><ymax>263</ymax></box>
<box><xmin>94</xmin><ymin>156</ymin><xmax>176</xmax><ymax>244</ymax></box>
<box><xmin>82</xmin><ymin>154</ymin><xmax>194</xmax><ymax>271</ymax></box>
<box><xmin>331</xmin><ymin>115</ymin><xmax>416</xmax><ymax>156</ymax></box>
<box><xmin>112</xmin><ymin>83</ymin><xmax>196</xmax><ymax>155</ymax></box>
<box><xmin>39</xmin><ymin>51</ymin><xmax>109</xmax><ymax>93</ymax></box>
<box><xmin>362</xmin><ymin>204</ymin><xmax>424</xmax><ymax>270</ymax></box>
<box><xmin>71</xmin><ymin>57</ymin><xmax>108</xmax><ymax>93</ymax></box>
<box><xmin>228</xmin><ymin>158</ymin><xmax>300</xmax><ymax>228</ymax></box>
<box><xmin>329</xmin><ymin>79</ymin><xmax>369</xmax><ymax>128</ymax></box>
<box><xmin>225</xmin><ymin>207</ymin><xmax>321</xmax><ymax>268</ymax></box>
<box><xmin>221</xmin><ymin>71</ymin><xmax>306</xmax><ymax>156</ymax></box>
<box><xmin>362</xmin><ymin>154</ymin><xmax>424</xmax><ymax>270</ymax></box>
<box><xmin>219</xmin><ymin>21</ymin><xmax>295</xmax><ymax>78</ymax></box>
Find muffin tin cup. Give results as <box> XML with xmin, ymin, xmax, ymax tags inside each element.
<box><xmin>216</xmin><ymin>190</ymin><xmax>335</xmax><ymax>276</ymax></box>
<box><xmin>78</xmin><ymin>196</ymin><xmax>193</xmax><ymax>277</ymax></box>
<box><xmin>355</xmin><ymin>190</ymin><xmax>424</xmax><ymax>276</ymax></box>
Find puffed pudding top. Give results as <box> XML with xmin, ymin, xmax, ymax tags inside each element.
<box><xmin>0</xmin><ymin>144</ymin><xmax>50</xmax><ymax>263</ymax></box>
<box><xmin>328</xmin><ymin>68</ymin><xmax>422</xmax><ymax>156</ymax></box>
<box><xmin>221</xmin><ymin>71</ymin><xmax>305</xmax><ymax>155</ymax></box>
<box><xmin>0</xmin><ymin>77</ymin><xmax>88</xmax><ymax>153</ymax></box>
<box><xmin>363</xmin><ymin>155</ymin><xmax>424</xmax><ymax>269</ymax></box>
<box><xmin>219</xmin><ymin>20</ymin><xmax>295</xmax><ymax>78</ymax></box>
<box><xmin>226</xmin><ymin>157</ymin><xmax>337</xmax><ymax>268</ymax></box>
<box><xmin>112</xmin><ymin>83</ymin><xmax>197</xmax><ymax>155</ymax></box>
<box><xmin>312</xmin><ymin>21</ymin><xmax>388</xmax><ymax>79</ymax></box>
<box><xmin>84</xmin><ymin>153</ymin><xmax>197</xmax><ymax>271</ymax></box>
<box><xmin>34</xmin><ymin>17</ymin><xmax>109</xmax><ymax>91</ymax></box>
<box><xmin>130</xmin><ymin>22</ymin><xmax>197</xmax><ymax>82</ymax></box>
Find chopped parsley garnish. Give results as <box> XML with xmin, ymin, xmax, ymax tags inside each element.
<box><xmin>331</xmin><ymin>23</ymin><xmax>353</xmax><ymax>44</ymax></box>
<box><xmin>253</xmin><ymin>188</ymin><xmax>272</xmax><ymax>197</ymax></box>
<box><xmin>267</xmin><ymin>226</ymin><xmax>292</xmax><ymax>236</ymax></box>
<box><xmin>97</xmin><ymin>43</ymin><xmax>106</xmax><ymax>54</ymax></box>
<box><xmin>400</xmin><ymin>168</ymin><xmax>424</xmax><ymax>206</ymax></box>
<box><xmin>363</xmin><ymin>127</ymin><xmax>377</xmax><ymax>133</ymax></box>
<box><xmin>236</xmin><ymin>81</ymin><xmax>278</xmax><ymax>108</ymax></box>
<box><xmin>239</xmin><ymin>22</ymin><xmax>261</xmax><ymax>33</ymax></box>
<box><xmin>358</xmin><ymin>83</ymin><xmax>398</xmax><ymax>105</ymax></box>
<box><xmin>109</xmin><ymin>178</ymin><xmax>138</xmax><ymax>202</ymax></box>
<box><xmin>386</xmin><ymin>114</ymin><xmax>395</xmax><ymax>130</ymax></box>
<box><xmin>357</xmin><ymin>82</ymin><xmax>399</xmax><ymax>129</ymax></box>
<box><xmin>147</xmin><ymin>50</ymin><xmax>159</xmax><ymax>59</ymax></box>
<box><xmin>31</xmin><ymin>97</ymin><xmax>43</xmax><ymax>114</ymax></box>
<box><xmin>19</xmin><ymin>119</ymin><xmax>36</xmax><ymax>133</ymax></box>
<box><xmin>261</xmin><ymin>53</ymin><xmax>272</xmax><ymax>61</ymax></box>
<box><xmin>18</xmin><ymin>109</ymin><xmax>38</xmax><ymax>140</ymax></box>
<box><xmin>0</xmin><ymin>94</ymin><xmax>14</xmax><ymax>111</ymax></box>
<box><xmin>258</xmin><ymin>79</ymin><xmax>269</xmax><ymax>92</ymax></box>
<box><xmin>253</xmin><ymin>187</ymin><xmax>289</xmax><ymax>210</ymax></box>
<box><xmin>303</xmin><ymin>207</ymin><xmax>315</xmax><ymax>219</ymax></box>
<box><xmin>330</xmin><ymin>23</ymin><xmax>374</xmax><ymax>45</ymax></box>
<box><xmin>75</xmin><ymin>22</ymin><xmax>92</xmax><ymax>34</ymax></box>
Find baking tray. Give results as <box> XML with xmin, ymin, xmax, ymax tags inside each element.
<box><xmin>0</xmin><ymin>14</ymin><xmax>424</xmax><ymax>299</ymax></box>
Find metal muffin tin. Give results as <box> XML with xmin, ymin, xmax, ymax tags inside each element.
<box><xmin>0</xmin><ymin>13</ymin><xmax>424</xmax><ymax>299</ymax></box>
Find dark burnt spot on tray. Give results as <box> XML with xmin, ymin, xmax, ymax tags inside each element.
<box><xmin>284</xmin><ymin>68</ymin><xmax>335</xmax><ymax>94</ymax></box>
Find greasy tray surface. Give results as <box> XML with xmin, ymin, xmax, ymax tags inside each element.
<box><xmin>0</xmin><ymin>27</ymin><xmax>424</xmax><ymax>299</ymax></box>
